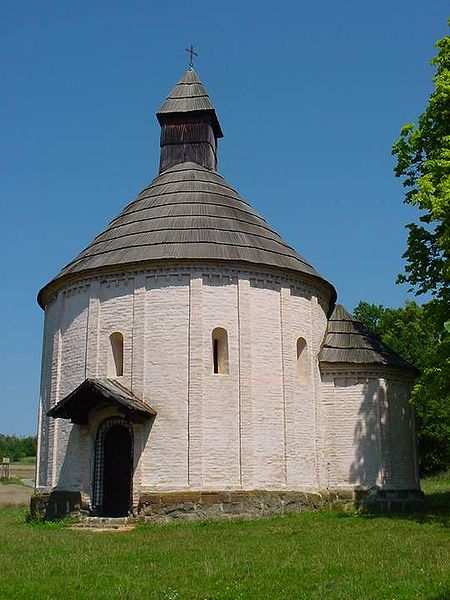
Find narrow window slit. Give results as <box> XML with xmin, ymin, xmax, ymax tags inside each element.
<box><xmin>212</xmin><ymin>328</ymin><xmax>229</xmax><ymax>375</ymax></box>
<box><xmin>296</xmin><ymin>337</ymin><xmax>309</xmax><ymax>383</ymax></box>
<box><xmin>213</xmin><ymin>339</ymin><xmax>219</xmax><ymax>374</ymax></box>
<box><xmin>109</xmin><ymin>332</ymin><xmax>124</xmax><ymax>377</ymax></box>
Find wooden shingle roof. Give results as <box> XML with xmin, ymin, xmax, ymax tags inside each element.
<box><xmin>319</xmin><ymin>304</ymin><xmax>418</xmax><ymax>372</ymax></box>
<box><xmin>47</xmin><ymin>378</ymin><xmax>156</xmax><ymax>424</ymax></box>
<box><xmin>157</xmin><ymin>68</ymin><xmax>223</xmax><ymax>137</ymax></box>
<box><xmin>38</xmin><ymin>161</ymin><xmax>335</xmax><ymax>306</ymax></box>
<box><xmin>38</xmin><ymin>69</ymin><xmax>336</xmax><ymax>309</ymax></box>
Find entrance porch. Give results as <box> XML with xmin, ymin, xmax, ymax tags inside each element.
<box><xmin>38</xmin><ymin>378</ymin><xmax>155</xmax><ymax>519</ymax></box>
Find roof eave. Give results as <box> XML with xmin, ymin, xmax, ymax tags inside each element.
<box><xmin>47</xmin><ymin>378</ymin><xmax>156</xmax><ymax>424</ymax></box>
<box><xmin>319</xmin><ymin>360</ymin><xmax>419</xmax><ymax>377</ymax></box>
<box><xmin>156</xmin><ymin>109</ymin><xmax>223</xmax><ymax>138</ymax></box>
<box><xmin>37</xmin><ymin>257</ymin><xmax>336</xmax><ymax>314</ymax></box>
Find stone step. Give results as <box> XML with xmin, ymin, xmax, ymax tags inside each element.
<box><xmin>76</xmin><ymin>516</ymin><xmax>136</xmax><ymax>529</ymax></box>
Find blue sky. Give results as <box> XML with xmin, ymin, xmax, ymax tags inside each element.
<box><xmin>1</xmin><ymin>1</ymin><xmax>448</xmax><ymax>435</ymax></box>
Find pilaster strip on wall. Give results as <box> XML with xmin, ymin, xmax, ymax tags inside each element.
<box><xmin>187</xmin><ymin>274</ymin><xmax>192</xmax><ymax>486</ymax></box>
<box><xmin>95</xmin><ymin>293</ymin><xmax>101</xmax><ymax>378</ymax></box>
<box><xmin>35</xmin><ymin>402</ymin><xmax>43</xmax><ymax>488</ymax></box>
<box><xmin>311</xmin><ymin>296</ymin><xmax>320</xmax><ymax>488</ymax></box>
<box><xmin>386</xmin><ymin>383</ymin><xmax>394</xmax><ymax>486</ymax></box>
<box><xmin>375</xmin><ymin>377</ymin><xmax>384</xmax><ymax>486</ymax></box>
<box><xmin>279</xmin><ymin>287</ymin><xmax>288</xmax><ymax>485</ymax></box>
<box><xmin>379</xmin><ymin>378</ymin><xmax>393</xmax><ymax>486</ymax></box>
<box><xmin>79</xmin><ymin>425</ymin><xmax>90</xmax><ymax>500</ymax></box>
<box><xmin>35</xmin><ymin>308</ymin><xmax>50</xmax><ymax>488</ymax></box>
<box><xmin>84</xmin><ymin>296</ymin><xmax>90</xmax><ymax>380</ymax></box>
<box><xmin>322</xmin><ymin>374</ymin><xmax>335</xmax><ymax>489</ymax></box>
<box><xmin>132</xmin><ymin>274</ymin><xmax>146</xmax><ymax>398</ymax></box>
<box><xmin>52</xmin><ymin>327</ymin><xmax>62</xmax><ymax>487</ymax></box>
<box><xmin>188</xmin><ymin>274</ymin><xmax>204</xmax><ymax>487</ymax></box>
<box><xmin>237</xmin><ymin>276</ymin><xmax>243</xmax><ymax>486</ymax></box>
<box><xmin>85</xmin><ymin>283</ymin><xmax>100</xmax><ymax>378</ymax></box>
<box><xmin>47</xmin><ymin>292</ymin><xmax>63</xmax><ymax>488</ymax></box>
<box><xmin>238</xmin><ymin>277</ymin><xmax>253</xmax><ymax>487</ymax></box>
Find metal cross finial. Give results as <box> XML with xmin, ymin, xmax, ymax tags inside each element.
<box><xmin>185</xmin><ymin>44</ymin><xmax>198</xmax><ymax>68</ymax></box>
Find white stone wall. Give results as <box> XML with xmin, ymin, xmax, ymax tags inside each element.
<box><xmin>144</xmin><ymin>273</ymin><xmax>190</xmax><ymax>489</ymax></box>
<box><xmin>36</xmin><ymin>262</ymin><xmax>418</xmax><ymax>501</ymax></box>
<box><xmin>200</xmin><ymin>273</ymin><xmax>240</xmax><ymax>488</ymax></box>
<box><xmin>319</xmin><ymin>367</ymin><xmax>418</xmax><ymax>490</ymax></box>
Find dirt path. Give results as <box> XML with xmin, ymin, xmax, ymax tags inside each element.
<box><xmin>0</xmin><ymin>484</ymin><xmax>32</xmax><ymax>507</ymax></box>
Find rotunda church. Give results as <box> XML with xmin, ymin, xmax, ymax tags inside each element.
<box><xmin>33</xmin><ymin>67</ymin><xmax>422</xmax><ymax>520</ymax></box>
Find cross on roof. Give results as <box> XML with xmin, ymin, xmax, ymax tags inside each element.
<box><xmin>185</xmin><ymin>44</ymin><xmax>198</xmax><ymax>68</ymax></box>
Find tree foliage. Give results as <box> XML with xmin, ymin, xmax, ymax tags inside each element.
<box><xmin>354</xmin><ymin>301</ymin><xmax>450</xmax><ymax>474</ymax></box>
<box><xmin>385</xmin><ymin>23</ymin><xmax>450</xmax><ymax>475</ymax></box>
<box><xmin>392</xmin><ymin>24</ymin><xmax>450</xmax><ymax>301</ymax></box>
<box><xmin>0</xmin><ymin>435</ymin><xmax>36</xmax><ymax>462</ymax></box>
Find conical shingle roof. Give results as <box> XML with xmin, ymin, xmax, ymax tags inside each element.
<box><xmin>38</xmin><ymin>162</ymin><xmax>335</xmax><ymax>306</ymax></box>
<box><xmin>319</xmin><ymin>305</ymin><xmax>417</xmax><ymax>372</ymax></box>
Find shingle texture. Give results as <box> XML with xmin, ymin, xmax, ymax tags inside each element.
<box><xmin>39</xmin><ymin>161</ymin><xmax>335</xmax><ymax>305</ymax></box>
<box><xmin>319</xmin><ymin>304</ymin><xmax>417</xmax><ymax>371</ymax></box>
<box><xmin>157</xmin><ymin>68</ymin><xmax>223</xmax><ymax>137</ymax></box>
<box><xmin>47</xmin><ymin>378</ymin><xmax>156</xmax><ymax>423</ymax></box>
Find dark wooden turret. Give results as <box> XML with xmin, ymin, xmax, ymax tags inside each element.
<box><xmin>156</xmin><ymin>68</ymin><xmax>223</xmax><ymax>173</ymax></box>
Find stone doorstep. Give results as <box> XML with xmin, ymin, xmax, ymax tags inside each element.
<box><xmin>74</xmin><ymin>516</ymin><xmax>137</xmax><ymax>531</ymax></box>
<box><xmin>83</xmin><ymin>516</ymin><xmax>131</xmax><ymax>524</ymax></box>
<box><xmin>71</xmin><ymin>524</ymin><xmax>136</xmax><ymax>532</ymax></box>
<box><xmin>75</xmin><ymin>528</ymin><xmax>136</xmax><ymax>533</ymax></box>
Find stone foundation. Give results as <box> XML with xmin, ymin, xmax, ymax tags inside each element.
<box><xmin>137</xmin><ymin>490</ymin><xmax>354</xmax><ymax>521</ymax></box>
<box><xmin>30</xmin><ymin>491</ymin><xmax>84</xmax><ymax>520</ymax></box>
<box><xmin>29</xmin><ymin>487</ymin><xmax>425</xmax><ymax>522</ymax></box>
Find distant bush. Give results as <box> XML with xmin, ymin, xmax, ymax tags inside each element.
<box><xmin>0</xmin><ymin>435</ymin><xmax>37</xmax><ymax>462</ymax></box>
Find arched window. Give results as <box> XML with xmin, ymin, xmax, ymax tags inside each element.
<box><xmin>108</xmin><ymin>332</ymin><xmax>124</xmax><ymax>377</ymax></box>
<box><xmin>212</xmin><ymin>327</ymin><xmax>229</xmax><ymax>374</ymax></box>
<box><xmin>296</xmin><ymin>337</ymin><xmax>309</xmax><ymax>382</ymax></box>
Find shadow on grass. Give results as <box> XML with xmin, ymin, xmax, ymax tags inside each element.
<box><xmin>418</xmin><ymin>491</ymin><xmax>450</xmax><ymax>527</ymax></box>
<box><xmin>343</xmin><ymin>491</ymin><xmax>450</xmax><ymax>528</ymax></box>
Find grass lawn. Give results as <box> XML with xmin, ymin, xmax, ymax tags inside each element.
<box><xmin>0</xmin><ymin>475</ymin><xmax>449</xmax><ymax>600</ymax></box>
<box><xmin>18</xmin><ymin>456</ymin><xmax>37</xmax><ymax>465</ymax></box>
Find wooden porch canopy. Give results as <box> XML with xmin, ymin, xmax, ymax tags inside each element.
<box><xmin>47</xmin><ymin>378</ymin><xmax>156</xmax><ymax>425</ymax></box>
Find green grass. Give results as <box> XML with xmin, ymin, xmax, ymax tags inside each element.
<box><xmin>0</xmin><ymin>476</ymin><xmax>24</xmax><ymax>485</ymax></box>
<box><xmin>15</xmin><ymin>456</ymin><xmax>36</xmax><ymax>465</ymax></box>
<box><xmin>422</xmin><ymin>470</ymin><xmax>450</xmax><ymax>496</ymax></box>
<box><xmin>421</xmin><ymin>470</ymin><xmax>450</xmax><ymax>518</ymax></box>
<box><xmin>0</xmin><ymin>476</ymin><xmax>449</xmax><ymax>600</ymax></box>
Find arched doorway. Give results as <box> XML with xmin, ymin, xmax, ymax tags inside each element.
<box><xmin>93</xmin><ymin>417</ymin><xmax>133</xmax><ymax>517</ymax></box>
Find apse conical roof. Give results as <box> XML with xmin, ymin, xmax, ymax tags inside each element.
<box><xmin>319</xmin><ymin>305</ymin><xmax>418</xmax><ymax>372</ymax></box>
